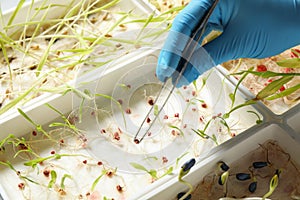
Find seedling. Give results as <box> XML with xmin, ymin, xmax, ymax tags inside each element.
<box><xmin>262</xmin><ymin>169</ymin><xmax>282</xmax><ymax>199</ymax></box>
<box><xmin>130</xmin><ymin>162</ymin><xmax>173</xmax><ymax>180</ymax></box>
<box><xmin>177</xmin><ymin>158</ymin><xmax>196</xmax><ymax>200</ymax></box>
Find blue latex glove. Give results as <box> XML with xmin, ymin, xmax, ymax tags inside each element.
<box><xmin>157</xmin><ymin>0</ymin><xmax>300</xmax><ymax>87</ymax></box>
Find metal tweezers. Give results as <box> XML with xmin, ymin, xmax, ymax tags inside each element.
<box><xmin>134</xmin><ymin>0</ymin><xmax>219</xmax><ymax>143</ymax></box>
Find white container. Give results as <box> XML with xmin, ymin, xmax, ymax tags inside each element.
<box><xmin>137</xmin><ymin>123</ymin><xmax>300</xmax><ymax>200</ymax></box>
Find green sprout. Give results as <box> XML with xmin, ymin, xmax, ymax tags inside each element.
<box><xmin>177</xmin><ymin>158</ymin><xmax>196</xmax><ymax>200</ymax></box>
<box><xmin>48</xmin><ymin>170</ymin><xmax>57</xmax><ymax>188</ymax></box>
<box><xmin>60</xmin><ymin>174</ymin><xmax>72</xmax><ymax>190</ymax></box>
<box><xmin>262</xmin><ymin>169</ymin><xmax>282</xmax><ymax>199</ymax></box>
<box><xmin>130</xmin><ymin>162</ymin><xmax>173</xmax><ymax>180</ymax></box>
<box><xmin>91</xmin><ymin>170</ymin><xmax>106</xmax><ymax>191</ymax></box>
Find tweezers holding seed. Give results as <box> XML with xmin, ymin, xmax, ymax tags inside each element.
<box><xmin>134</xmin><ymin>0</ymin><xmax>219</xmax><ymax>143</ymax></box>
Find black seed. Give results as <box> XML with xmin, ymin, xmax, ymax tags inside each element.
<box><xmin>253</xmin><ymin>161</ymin><xmax>268</xmax><ymax>169</ymax></box>
<box><xmin>236</xmin><ymin>173</ymin><xmax>251</xmax><ymax>181</ymax></box>
<box><xmin>181</xmin><ymin>158</ymin><xmax>196</xmax><ymax>172</ymax></box>
<box><xmin>248</xmin><ymin>181</ymin><xmax>257</xmax><ymax>193</ymax></box>
<box><xmin>177</xmin><ymin>192</ymin><xmax>192</xmax><ymax>200</ymax></box>
<box><xmin>219</xmin><ymin>161</ymin><xmax>229</xmax><ymax>171</ymax></box>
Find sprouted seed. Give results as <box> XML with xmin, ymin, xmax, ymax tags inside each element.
<box><xmin>192</xmin><ymin>140</ymin><xmax>300</xmax><ymax>199</ymax></box>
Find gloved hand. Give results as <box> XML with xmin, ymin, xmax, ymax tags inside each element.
<box><xmin>157</xmin><ymin>0</ymin><xmax>300</xmax><ymax>87</ymax></box>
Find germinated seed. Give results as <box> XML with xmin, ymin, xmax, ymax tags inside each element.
<box><xmin>181</xmin><ymin>158</ymin><xmax>196</xmax><ymax>172</ymax></box>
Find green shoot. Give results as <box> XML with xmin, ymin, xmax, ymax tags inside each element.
<box><xmin>168</xmin><ymin>125</ymin><xmax>184</xmax><ymax>136</ymax></box>
<box><xmin>95</xmin><ymin>93</ymin><xmax>127</xmax><ymax>128</ymax></box>
<box><xmin>48</xmin><ymin>170</ymin><xmax>57</xmax><ymax>188</ymax></box>
<box><xmin>91</xmin><ymin>170</ymin><xmax>106</xmax><ymax>191</ymax></box>
<box><xmin>175</xmin><ymin>152</ymin><xmax>189</xmax><ymax>168</ymax></box>
<box><xmin>60</xmin><ymin>174</ymin><xmax>72</xmax><ymax>189</ymax></box>
<box><xmin>178</xmin><ymin>158</ymin><xmax>196</xmax><ymax>200</ymax></box>
<box><xmin>130</xmin><ymin>162</ymin><xmax>158</xmax><ymax>179</ymax></box>
<box><xmin>277</xmin><ymin>58</ymin><xmax>300</xmax><ymax>68</ymax></box>
<box><xmin>247</xmin><ymin>110</ymin><xmax>263</xmax><ymax>124</ymax></box>
<box><xmin>24</xmin><ymin>153</ymin><xmax>83</xmax><ymax>168</ymax></box>
<box><xmin>17</xmin><ymin>108</ymin><xmax>51</xmax><ymax>138</ymax></box>
<box><xmin>229</xmin><ymin>67</ymin><xmax>253</xmax><ymax>109</ymax></box>
<box><xmin>255</xmin><ymin>76</ymin><xmax>293</xmax><ymax>100</ymax></box>
<box><xmin>262</xmin><ymin>169</ymin><xmax>282</xmax><ymax>199</ymax></box>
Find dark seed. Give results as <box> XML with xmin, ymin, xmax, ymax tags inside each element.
<box><xmin>134</xmin><ymin>139</ymin><xmax>140</xmax><ymax>144</ymax></box>
<box><xmin>248</xmin><ymin>181</ymin><xmax>257</xmax><ymax>193</ymax></box>
<box><xmin>177</xmin><ymin>192</ymin><xmax>192</xmax><ymax>200</ymax></box>
<box><xmin>218</xmin><ymin>161</ymin><xmax>229</xmax><ymax>171</ymax></box>
<box><xmin>218</xmin><ymin>176</ymin><xmax>224</xmax><ymax>185</ymax></box>
<box><xmin>236</xmin><ymin>173</ymin><xmax>251</xmax><ymax>181</ymax></box>
<box><xmin>181</xmin><ymin>158</ymin><xmax>196</xmax><ymax>172</ymax></box>
<box><xmin>148</xmin><ymin>98</ymin><xmax>154</xmax><ymax>106</ymax></box>
<box><xmin>253</xmin><ymin>161</ymin><xmax>268</xmax><ymax>169</ymax></box>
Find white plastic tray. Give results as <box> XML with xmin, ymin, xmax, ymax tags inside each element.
<box><xmin>139</xmin><ymin>123</ymin><xmax>300</xmax><ymax>200</ymax></box>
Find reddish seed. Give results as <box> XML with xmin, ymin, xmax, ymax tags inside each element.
<box><xmin>126</xmin><ymin>84</ymin><xmax>131</xmax><ymax>89</ymax></box>
<box><xmin>146</xmin><ymin>117</ymin><xmax>151</xmax><ymax>123</ymax></box>
<box><xmin>174</xmin><ymin>113</ymin><xmax>179</xmax><ymax>118</ymax></box>
<box><xmin>199</xmin><ymin>116</ymin><xmax>204</xmax><ymax>122</ymax></box>
<box><xmin>125</xmin><ymin>108</ymin><xmax>131</xmax><ymax>114</ymax></box>
<box><xmin>117</xmin><ymin>99</ymin><xmax>123</xmax><ymax>105</ymax></box>
<box><xmin>192</xmin><ymin>108</ymin><xmax>197</xmax><ymax>112</ymax></box>
<box><xmin>114</xmin><ymin>132</ymin><xmax>120</xmax><ymax>140</ymax></box>
<box><xmin>201</xmin><ymin>103</ymin><xmax>207</xmax><ymax>108</ymax></box>
<box><xmin>284</xmin><ymin>68</ymin><xmax>293</xmax><ymax>73</ymax></box>
<box><xmin>186</xmin><ymin>99</ymin><xmax>190</xmax><ymax>102</ymax></box>
<box><xmin>183</xmin><ymin>86</ymin><xmax>187</xmax><ymax>90</ymax></box>
<box><xmin>86</xmin><ymin>192</ymin><xmax>91</xmax><ymax>196</ymax></box>
<box><xmin>171</xmin><ymin>130</ymin><xmax>176</xmax><ymax>136</ymax></box>
<box><xmin>148</xmin><ymin>98</ymin><xmax>154</xmax><ymax>106</ymax></box>
<box><xmin>116</xmin><ymin>185</ymin><xmax>123</xmax><ymax>192</ymax></box>
<box><xmin>60</xmin><ymin>139</ymin><xmax>64</xmax><ymax>144</ymax></box>
<box><xmin>279</xmin><ymin>85</ymin><xmax>286</xmax><ymax>92</ymax></box>
<box><xmin>18</xmin><ymin>183</ymin><xmax>25</xmax><ymax>190</ymax></box>
<box><xmin>256</xmin><ymin>64</ymin><xmax>267</xmax><ymax>72</ymax></box>
<box><xmin>97</xmin><ymin>161</ymin><xmax>103</xmax><ymax>166</ymax></box>
<box><xmin>183</xmin><ymin>124</ymin><xmax>187</xmax><ymax>128</ymax></box>
<box><xmin>231</xmin><ymin>133</ymin><xmax>236</xmax><ymax>137</ymax></box>
<box><xmin>106</xmin><ymin>171</ymin><xmax>114</xmax><ymax>177</ymax></box>
<box><xmin>43</xmin><ymin>170</ymin><xmax>50</xmax><ymax>177</ymax></box>
<box><xmin>32</xmin><ymin>130</ymin><xmax>37</xmax><ymax>136</ymax></box>
<box><xmin>101</xmin><ymin>129</ymin><xmax>106</xmax><ymax>134</ymax></box>
<box><xmin>83</xmin><ymin>160</ymin><xmax>87</xmax><ymax>164</ymax></box>
<box><xmin>162</xmin><ymin>156</ymin><xmax>168</xmax><ymax>163</ymax></box>
<box><xmin>147</xmin><ymin>132</ymin><xmax>152</xmax><ymax>136</ymax></box>
<box><xmin>134</xmin><ymin>139</ymin><xmax>140</xmax><ymax>144</ymax></box>
<box><xmin>164</xmin><ymin>115</ymin><xmax>168</xmax><ymax>119</ymax></box>
<box><xmin>192</xmin><ymin>91</ymin><xmax>196</xmax><ymax>96</ymax></box>
<box><xmin>50</xmin><ymin>150</ymin><xmax>55</xmax><ymax>155</ymax></box>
